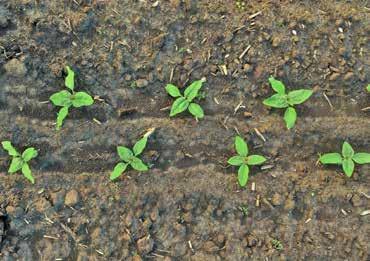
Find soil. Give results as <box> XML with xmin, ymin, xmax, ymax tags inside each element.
<box><xmin>0</xmin><ymin>0</ymin><xmax>369</xmax><ymax>260</ymax></box>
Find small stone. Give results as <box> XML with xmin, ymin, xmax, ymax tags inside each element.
<box><xmin>329</xmin><ymin>73</ymin><xmax>340</xmax><ymax>81</ymax></box>
<box><xmin>136</xmin><ymin>79</ymin><xmax>148</xmax><ymax>88</ymax></box>
<box><xmin>246</xmin><ymin>235</ymin><xmax>258</xmax><ymax>247</ymax></box>
<box><xmin>271</xmin><ymin>193</ymin><xmax>284</xmax><ymax>206</ymax></box>
<box><xmin>4</xmin><ymin>58</ymin><xmax>27</xmax><ymax>76</ymax></box>
<box><xmin>343</xmin><ymin>72</ymin><xmax>354</xmax><ymax>81</ymax></box>
<box><xmin>271</xmin><ymin>36</ymin><xmax>281</xmax><ymax>47</ymax></box>
<box><xmin>350</xmin><ymin>194</ymin><xmax>362</xmax><ymax>207</ymax></box>
<box><xmin>0</xmin><ymin>7</ymin><xmax>10</xmax><ymax>28</ymax></box>
<box><xmin>137</xmin><ymin>236</ymin><xmax>154</xmax><ymax>255</ymax></box>
<box><xmin>243</xmin><ymin>63</ymin><xmax>253</xmax><ymax>73</ymax></box>
<box><xmin>203</xmin><ymin>241</ymin><xmax>218</xmax><ymax>253</ymax></box>
<box><xmin>65</xmin><ymin>190</ymin><xmax>80</xmax><ymax>206</ymax></box>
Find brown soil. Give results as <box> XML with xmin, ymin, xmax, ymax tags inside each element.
<box><xmin>0</xmin><ymin>0</ymin><xmax>369</xmax><ymax>260</ymax></box>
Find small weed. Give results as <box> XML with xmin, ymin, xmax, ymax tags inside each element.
<box><xmin>1</xmin><ymin>141</ymin><xmax>38</xmax><ymax>184</ymax></box>
<box><xmin>367</xmin><ymin>84</ymin><xmax>370</xmax><ymax>92</ymax></box>
<box><xmin>319</xmin><ymin>141</ymin><xmax>370</xmax><ymax>177</ymax></box>
<box><xmin>165</xmin><ymin>78</ymin><xmax>206</xmax><ymax>120</ymax></box>
<box><xmin>263</xmin><ymin>77</ymin><xmax>313</xmax><ymax>129</ymax></box>
<box><xmin>228</xmin><ymin>136</ymin><xmax>266</xmax><ymax>187</ymax></box>
<box><xmin>271</xmin><ymin>239</ymin><xmax>283</xmax><ymax>250</ymax></box>
<box><xmin>235</xmin><ymin>0</ymin><xmax>246</xmax><ymax>11</ymax></box>
<box><xmin>238</xmin><ymin>205</ymin><xmax>249</xmax><ymax>216</ymax></box>
<box><xmin>50</xmin><ymin>66</ymin><xmax>94</xmax><ymax>130</ymax></box>
<box><xmin>110</xmin><ymin>134</ymin><xmax>150</xmax><ymax>181</ymax></box>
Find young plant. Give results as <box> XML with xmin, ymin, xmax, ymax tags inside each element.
<box><xmin>227</xmin><ymin>136</ymin><xmax>266</xmax><ymax>187</ymax></box>
<box><xmin>263</xmin><ymin>77</ymin><xmax>313</xmax><ymax>129</ymax></box>
<box><xmin>367</xmin><ymin>84</ymin><xmax>370</xmax><ymax>92</ymax></box>
<box><xmin>50</xmin><ymin>66</ymin><xmax>94</xmax><ymax>130</ymax></box>
<box><xmin>110</xmin><ymin>135</ymin><xmax>150</xmax><ymax>180</ymax></box>
<box><xmin>165</xmin><ymin>78</ymin><xmax>205</xmax><ymax>120</ymax></box>
<box><xmin>1</xmin><ymin>141</ymin><xmax>38</xmax><ymax>184</ymax></box>
<box><xmin>319</xmin><ymin>141</ymin><xmax>370</xmax><ymax>177</ymax></box>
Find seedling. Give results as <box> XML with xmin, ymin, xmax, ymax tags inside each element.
<box><xmin>50</xmin><ymin>66</ymin><xmax>94</xmax><ymax>130</ymax></box>
<box><xmin>110</xmin><ymin>133</ymin><xmax>152</xmax><ymax>181</ymax></box>
<box><xmin>263</xmin><ymin>77</ymin><xmax>313</xmax><ymax>129</ymax></box>
<box><xmin>271</xmin><ymin>239</ymin><xmax>283</xmax><ymax>250</ymax></box>
<box><xmin>227</xmin><ymin>136</ymin><xmax>266</xmax><ymax>187</ymax></box>
<box><xmin>165</xmin><ymin>79</ymin><xmax>205</xmax><ymax>120</ymax></box>
<box><xmin>319</xmin><ymin>141</ymin><xmax>370</xmax><ymax>177</ymax></box>
<box><xmin>1</xmin><ymin>141</ymin><xmax>38</xmax><ymax>184</ymax></box>
<box><xmin>367</xmin><ymin>84</ymin><xmax>370</xmax><ymax>92</ymax></box>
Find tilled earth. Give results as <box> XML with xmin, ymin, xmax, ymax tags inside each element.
<box><xmin>0</xmin><ymin>0</ymin><xmax>369</xmax><ymax>260</ymax></box>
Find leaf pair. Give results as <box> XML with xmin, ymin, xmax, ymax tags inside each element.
<box><xmin>110</xmin><ymin>136</ymin><xmax>149</xmax><ymax>180</ymax></box>
<box><xmin>320</xmin><ymin>141</ymin><xmax>370</xmax><ymax>177</ymax></box>
<box><xmin>227</xmin><ymin>136</ymin><xmax>266</xmax><ymax>187</ymax></box>
<box><xmin>263</xmin><ymin>77</ymin><xmax>313</xmax><ymax>129</ymax></box>
<box><xmin>1</xmin><ymin>141</ymin><xmax>38</xmax><ymax>184</ymax></box>
<box><xmin>50</xmin><ymin>66</ymin><xmax>94</xmax><ymax>130</ymax></box>
<box><xmin>165</xmin><ymin>79</ymin><xmax>205</xmax><ymax>119</ymax></box>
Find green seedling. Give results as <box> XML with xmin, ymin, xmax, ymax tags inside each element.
<box><xmin>1</xmin><ymin>141</ymin><xmax>38</xmax><ymax>184</ymax></box>
<box><xmin>165</xmin><ymin>79</ymin><xmax>206</xmax><ymax>120</ymax></box>
<box><xmin>367</xmin><ymin>84</ymin><xmax>370</xmax><ymax>92</ymax></box>
<box><xmin>238</xmin><ymin>205</ymin><xmax>249</xmax><ymax>216</ymax></box>
<box><xmin>271</xmin><ymin>239</ymin><xmax>283</xmax><ymax>250</ymax></box>
<box><xmin>319</xmin><ymin>141</ymin><xmax>370</xmax><ymax>177</ymax></box>
<box><xmin>227</xmin><ymin>136</ymin><xmax>267</xmax><ymax>187</ymax></box>
<box><xmin>110</xmin><ymin>135</ymin><xmax>150</xmax><ymax>181</ymax></box>
<box><xmin>263</xmin><ymin>77</ymin><xmax>313</xmax><ymax>129</ymax></box>
<box><xmin>50</xmin><ymin>66</ymin><xmax>94</xmax><ymax>130</ymax></box>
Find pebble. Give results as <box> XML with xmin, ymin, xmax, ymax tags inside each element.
<box><xmin>343</xmin><ymin>72</ymin><xmax>354</xmax><ymax>81</ymax></box>
<box><xmin>0</xmin><ymin>7</ymin><xmax>10</xmax><ymax>28</ymax></box>
<box><xmin>136</xmin><ymin>79</ymin><xmax>149</xmax><ymax>88</ymax></box>
<box><xmin>329</xmin><ymin>73</ymin><xmax>340</xmax><ymax>81</ymax></box>
<box><xmin>271</xmin><ymin>193</ymin><xmax>284</xmax><ymax>206</ymax></box>
<box><xmin>64</xmin><ymin>190</ymin><xmax>80</xmax><ymax>206</ymax></box>
<box><xmin>136</xmin><ymin>236</ymin><xmax>154</xmax><ymax>255</ymax></box>
<box><xmin>4</xmin><ymin>58</ymin><xmax>27</xmax><ymax>77</ymax></box>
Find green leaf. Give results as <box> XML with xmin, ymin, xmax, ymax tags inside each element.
<box><xmin>247</xmin><ymin>155</ymin><xmax>266</xmax><ymax>165</ymax></box>
<box><xmin>287</xmin><ymin>89</ymin><xmax>313</xmax><ymax>105</ymax></box>
<box><xmin>110</xmin><ymin>162</ymin><xmax>128</xmax><ymax>180</ymax></box>
<box><xmin>8</xmin><ymin>157</ymin><xmax>23</xmax><ymax>173</ymax></box>
<box><xmin>238</xmin><ymin>164</ymin><xmax>249</xmax><ymax>187</ymax></box>
<box><xmin>65</xmin><ymin>66</ymin><xmax>75</xmax><ymax>91</ymax></box>
<box><xmin>165</xmin><ymin>84</ymin><xmax>182</xmax><ymax>97</ymax></box>
<box><xmin>133</xmin><ymin>137</ymin><xmax>148</xmax><ymax>156</ymax></box>
<box><xmin>170</xmin><ymin>97</ymin><xmax>189</xmax><ymax>117</ymax></box>
<box><xmin>342</xmin><ymin>158</ymin><xmax>354</xmax><ymax>177</ymax></box>
<box><xmin>117</xmin><ymin>146</ymin><xmax>133</xmax><ymax>162</ymax></box>
<box><xmin>352</xmin><ymin>153</ymin><xmax>370</xmax><ymax>164</ymax></box>
<box><xmin>268</xmin><ymin>76</ymin><xmax>285</xmax><ymax>94</ymax></box>
<box><xmin>342</xmin><ymin>142</ymin><xmax>354</xmax><ymax>158</ymax></box>
<box><xmin>366</xmin><ymin>84</ymin><xmax>370</xmax><ymax>92</ymax></box>
<box><xmin>71</xmin><ymin>92</ymin><xmax>94</xmax><ymax>107</ymax></box>
<box><xmin>21</xmin><ymin>163</ymin><xmax>35</xmax><ymax>184</ymax></box>
<box><xmin>284</xmin><ymin>107</ymin><xmax>297</xmax><ymax>129</ymax></box>
<box><xmin>184</xmin><ymin>79</ymin><xmax>204</xmax><ymax>101</ymax></box>
<box><xmin>227</xmin><ymin>156</ymin><xmax>245</xmax><ymax>166</ymax></box>
<box><xmin>235</xmin><ymin>136</ymin><xmax>248</xmax><ymax>156</ymax></box>
<box><xmin>56</xmin><ymin>106</ymin><xmax>69</xmax><ymax>130</ymax></box>
<box><xmin>319</xmin><ymin>153</ymin><xmax>342</xmax><ymax>164</ymax></box>
<box><xmin>50</xmin><ymin>90</ymin><xmax>72</xmax><ymax>107</ymax></box>
<box><xmin>22</xmin><ymin>148</ymin><xmax>38</xmax><ymax>162</ymax></box>
<box><xmin>188</xmin><ymin>103</ymin><xmax>204</xmax><ymax>119</ymax></box>
<box><xmin>130</xmin><ymin>157</ymin><xmax>148</xmax><ymax>171</ymax></box>
<box><xmin>2</xmin><ymin>141</ymin><xmax>20</xmax><ymax>156</ymax></box>
<box><xmin>263</xmin><ymin>94</ymin><xmax>289</xmax><ymax>108</ymax></box>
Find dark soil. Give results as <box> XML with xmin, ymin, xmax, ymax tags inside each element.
<box><xmin>0</xmin><ymin>0</ymin><xmax>369</xmax><ymax>260</ymax></box>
